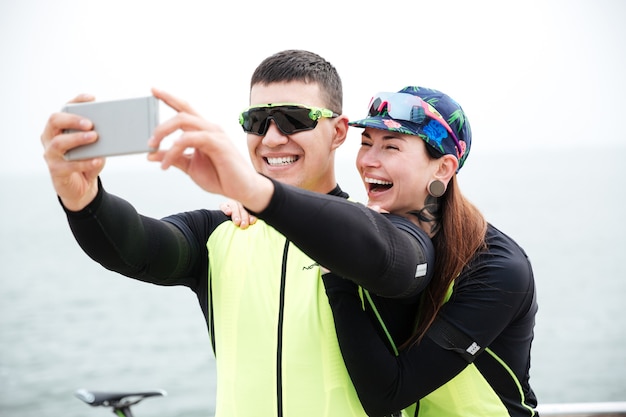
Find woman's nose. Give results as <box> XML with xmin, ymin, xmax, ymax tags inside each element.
<box><xmin>359</xmin><ymin>148</ymin><xmax>381</xmax><ymax>167</ymax></box>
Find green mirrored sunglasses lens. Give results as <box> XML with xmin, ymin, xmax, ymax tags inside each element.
<box><xmin>242</xmin><ymin>106</ymin><xmax>317</xmax><ymax>135</ymax></box>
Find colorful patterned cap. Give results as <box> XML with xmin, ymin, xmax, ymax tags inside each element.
<box><xmin>349</xmin><ymin>86</ymin><xmax>472</xmax><ymax>171</ymax></box>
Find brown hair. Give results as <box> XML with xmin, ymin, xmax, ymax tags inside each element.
<box><xmin>250</xmin><ymin>49</ymin><xmax>343</xmax><ymax>114</ymax></box>
<box><xmin>402</xmin><ymin>174</ymin><xmax>487</xmax><ymax>348</ymax></box>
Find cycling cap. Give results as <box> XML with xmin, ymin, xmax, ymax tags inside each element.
<box><xmin>349</xmin><ymin>86</ymin><xmax>472</xmax><ymax>171</ymax></box>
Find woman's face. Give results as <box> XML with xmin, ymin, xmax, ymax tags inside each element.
<box><xmin>356</xmin><ymin>127</ymin><xmax>438</xmax><ymax>217</ymax></box>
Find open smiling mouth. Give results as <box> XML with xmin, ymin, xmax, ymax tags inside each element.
<box><xmin>266</xmin><ymin>156</ymin><xmax>299</xmax><ymax>166</ymax></box>
<box><xmin>365</xmin><ymin>177</ymin><xmax>393</xmax><ymax>193</ymax></box>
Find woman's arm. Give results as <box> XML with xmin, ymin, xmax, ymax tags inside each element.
<box><xmin>322</xmin><ymin>274</ymin><xmax>467</xmax><ymax>416</ymax></box>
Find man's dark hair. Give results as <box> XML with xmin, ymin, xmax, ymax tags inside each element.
<box><xmin>250</xmin><ymin>49</ymin><xmax>343</xmax><ymax>114</ymax></box>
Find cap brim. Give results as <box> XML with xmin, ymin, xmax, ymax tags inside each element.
<box><xmin>348</xmin><ymin>116</ymin><xmax>422</xmax><ymax>136</ymax></box>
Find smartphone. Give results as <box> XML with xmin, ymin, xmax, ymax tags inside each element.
<box><xmin>63</xmin><ymin>96</ymin><xmax>159</xmax><ymax>161</ymax></box>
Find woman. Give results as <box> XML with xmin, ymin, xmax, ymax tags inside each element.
<box><xmin>322</xmin><ymin>86</ymin><xmax>539</xmax><ymax>417</ymax></box>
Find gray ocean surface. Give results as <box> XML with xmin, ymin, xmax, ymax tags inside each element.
<box><xmin>1</xmin><ymin>145</ymin><xmax>625</xmax><ymax>417</ymax></box>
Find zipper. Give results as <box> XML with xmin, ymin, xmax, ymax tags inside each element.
<box><xmin>276</xmin><ymin>239</ymin><xmax>290</xmax><ymax>417</ymax></box>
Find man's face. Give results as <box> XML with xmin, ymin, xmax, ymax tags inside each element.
<box><xmin>247</xmin><ymin>81</ymin><xmax>343</xmax><ymax>193</ymax></box>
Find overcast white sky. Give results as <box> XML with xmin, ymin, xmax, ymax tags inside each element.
<box><xmin>1</xmin><ymin>0</ymin><xmax>624</xmax><ymax>175</ymax></box>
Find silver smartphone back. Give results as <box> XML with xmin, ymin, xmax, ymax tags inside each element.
<box><xmin>63</xmin><ymin>96</ymin><xmax>159</xmax><ymax>161</ymax></box>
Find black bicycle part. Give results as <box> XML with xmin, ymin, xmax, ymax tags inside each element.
<box><xmin>75</xmin><ymin>388</ymin><xmax>167</xmax><ymax>417</ymax></box>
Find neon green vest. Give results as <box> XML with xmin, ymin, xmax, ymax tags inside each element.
<box><xmin>406</xmin><ymin>356</ymin><xmax>521</xmax><ymax>417</ymax></box>
<box><xmin>207</xmin><ymin>220</ymin><xmax>366</xmax><ymax>417</ymax></box>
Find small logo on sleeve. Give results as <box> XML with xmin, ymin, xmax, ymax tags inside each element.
<box><xmin>466</xmin><ymin>342</ymin><xmax>481</xmax><ymax>355</ymax></box>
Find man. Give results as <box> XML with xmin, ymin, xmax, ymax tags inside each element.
<box><xmin>42</xmin><ymin>50</ymin><xmax>433</xmax><ymax>416</ymax></box>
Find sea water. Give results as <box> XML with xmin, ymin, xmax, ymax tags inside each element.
<box><xmin>1</xmin><ymin>145</ymin><xmax>625</xmax><ymax>416</ymax></box>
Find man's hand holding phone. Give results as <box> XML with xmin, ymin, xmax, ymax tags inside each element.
<box><xmin>41</xmin><ymin>94</ymin><xmax>159</xmax><ymax>212</ymax></box>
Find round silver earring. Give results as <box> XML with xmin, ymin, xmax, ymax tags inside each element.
<box><xmin>428</xmin><ymin>179</ymin><xmax>446</xmax><ymax>198</ymax></box>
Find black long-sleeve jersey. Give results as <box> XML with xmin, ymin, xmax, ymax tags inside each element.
<box><xmin>323</xmin><ymin>224</ymin><xmax>539</xmax><ymax>417</ymax></box>
<box><xmin>64</xmin><ymin>178</ymin><xmax>434</xmax><ymax>324</ymax></box>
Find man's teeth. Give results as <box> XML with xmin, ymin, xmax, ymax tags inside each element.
<box><xmin>267</xmin><ymin>156</ymin><xmax>297</xmax><ymax>166</ymax></box>
<box><xmin>365</xmin><ymin>177</ymin><xmax>392</xmax><ymax>186</ymax></box>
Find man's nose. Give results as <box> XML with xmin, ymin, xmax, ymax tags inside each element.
<box><xmin>261</xmin><ymin>120</ymin><xmax>289</xmax><ymax>147</ymax></box>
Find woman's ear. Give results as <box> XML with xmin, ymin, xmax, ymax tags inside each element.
<box><xmin>434</xmin><ymin>154</ymin><xmax>459</xmax><ymax>184</ymax></box>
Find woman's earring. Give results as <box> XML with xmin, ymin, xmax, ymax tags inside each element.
<box><xmin>428</xmin><ymin>179</ymin><xmax>446</xmax><ymax>198</ymax></box>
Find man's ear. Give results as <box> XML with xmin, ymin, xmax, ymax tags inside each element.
<box><xmin>434</xmin><ymin>154</ymin><xmax>459</xmax><ymax>184</ymax></box>
<box><xmin>330</xmin><ymin>115</ymin><xmax>349</xmax><ymax>150</ymax></box>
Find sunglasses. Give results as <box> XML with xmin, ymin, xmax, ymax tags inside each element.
<box><xmin>368</xmin><ymin>92</ymin><xmax>462</xmax><ymax>154</ymax></box>
<box><xmin>239</xmin><ymin>103</ymin><xmax>339</xmax><ymax>136</ymax></box>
